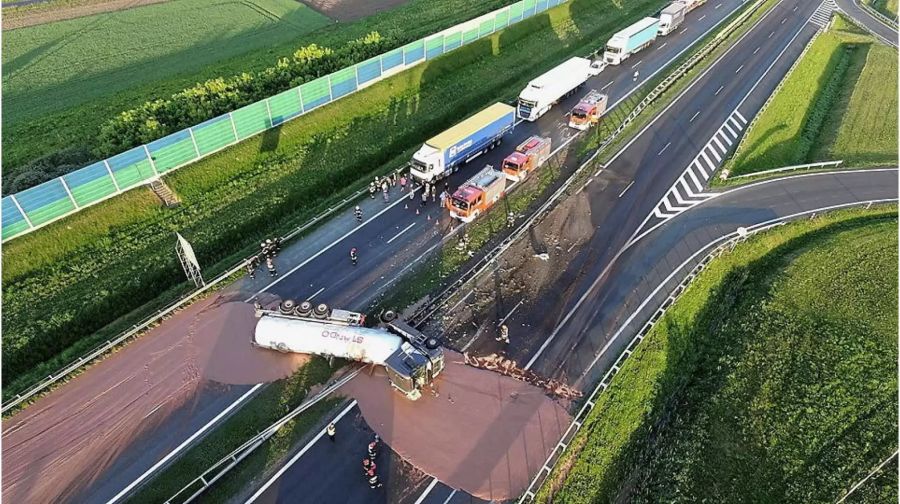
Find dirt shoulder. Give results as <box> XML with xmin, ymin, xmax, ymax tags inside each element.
<box><xmin>3</xmin><ymin>0</ymin><xmax>169</xmax><ymax>30</ymax></box>
<box><xmin>299</xmin><ymin>0</ymin><xmax>409</xmax><ymax>21</ymax></box>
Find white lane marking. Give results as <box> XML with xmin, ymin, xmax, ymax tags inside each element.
<box><xmin>618</xmin><ymin>180</ymin><xmax>635</xmax><ymax>198</ymax></box>
<box><xmin>680</xmin><ymin>178</ymin><xmax>701</xmax><ymax>199</ymax></box>
<box><xmin>498</xmin><ymin>300</ymin><xmax>524</xmax><ymax>326</ymax></box>
<box><xmin>715</xmin><ymin>85</ymin><xmax>724</xmax><ymax>95</ymax></box>
<box><xmin>753</xmin><ymin>46</ymin><xmax>761</xmax><ymax>54</ymax></box>
<box><xmin>671</xmin><ymin>184</ymin><xmax>690</xmax><ymax>205</ymax></box>
<box><xmin>141</xmin><ymin>404</ymin><xmax>163</xmax><ymax>420</ymax></box>
<box><xmin>793</xmin><ymin>4</ymin><xmax>798</xmax><ymax>10</ymax></box>
<box><xmin>729</xmin><ymin>115</ymin><xmax>743</xmax><ymax>130</ymax></box>
<box><xmin>687</xmin><ymin>165</ymin><xmax>704</xmax><ymax>190</ymax></box>
<box><xmin>631</xmin><ymin>60</ymin><xmax>642</xmax><ymax>69</ymax></box>
<box><xmin>601</xmin><ymin>80</ymin><xmax>614</xmax><ymax>90</ymax></box>
<box><xmin>699</xmin><ymin>14</ymin><xmax>707</xmax><ymax>20</ymax></box>
<box><xmin>718</xmin><ymin>129</ymin><xmax>733</xmax><ymax>145</ymax></box>
<box><xmin>657</xmin><ymin>142</ymin><xmax>672</xmax><ymax>156</ymax></box>
<box><xmin>307</xmin><ymin>287</ymin><xmax>325</xmax><ymax>301</ymax></box>
<box><xmin>723</xmin><ymin>122</ymin><xmax>738</xmax><ymax>139</ymax></box>
<box><xmin>712</xmin><ymin>135</ymin><xmax>727</xmax><ymax>152</ymax></box>
<box><xmin>782</xmin><ymin>17</ymin><xmax>787</xmax><ymax>24</ymax></box>
<box><xmin>735</xmin><ymin>110</ymin><xmax>748</xmax><ymax>124</ymax></box>
<box><xmin>695</xmin><ymin>158</ymin><xmax>710</xmax><ymax>179</ymax></box>
<box><xmin>657</xmin><ymin>42</ymin><xmax>668</xmax><ymax>50</ymax></box>
<box><xmin>414</xmin><ymin>479</ymin><xmax>441</xmax><ymax>504</ymax></box>
<box><xmin>246</xmin><ymin>187</ymin><xmax>418</xmax><ymax>301</ymax></box>
<box><xmin>769</xmin><ymin>30</ymin><xmax>775</xmax><ymax>37</ymax></box>
<box><xmin>662</xmin><ymin>196</ymin><xmax>689</xmax><ymax>213</ymax></box>
<box><xmin>106</xmin><ymin>385</ymin><xmax>262</xmax><ymax>504</ymax></box>
<box><xmin>521</xmin><ymin>0</ymin><xmax>788</xmax><ymax>371</ymax></box>
<box><xmin>246</xmin><ymin>400</ymin><xmax>358</xmax><ymax>503</ymax></box>
<box><xmin>700</xmin><ymin>151</ymin><xmax>715</xmax><ymax>171</ymax></box>
<box><xmin>387</xmin><ymin>222</ymin><xmax>417</xmax><ymax>244</ymax></box>
<box><xmin>735</xmin><ymin>64</ymin><xmax>745</xmax><ymax>73</ymax></box>
<box><xmin>715</xmin><ymin>2</ymin><xmax>722</xmax><ymax>8</ymax></box>
<box><xmin>689</xmin><ymin>110</ymin><xmax>701</xmax><ymax>122</ymax></box>
<box><xmin>441</xmin><ymin>489</ymin><xmax>459</xmax><ymax>504</ymax></box>
<box><xmin>680</xmin><ymin>27</ymin><xmax>688</xmax><ymax>34</ymax></box>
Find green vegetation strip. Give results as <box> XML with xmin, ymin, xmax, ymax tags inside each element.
<box><xmin>2</xmin><ymin>0</ymin><xmax>514</xmax><ymax>181</ymax></box>
<box><xmin>723</xmin><ymin>15</ymin><xmax>898</xmax><ymax>178</ymax></box>
<box><xmin>2</xmin><ymin>0</ymin><xmax>668</xmax><ymax>397</ymax></box>
<box><xmin>537</xmin><ymin>206</ymin><xmax>898</xmax><ymax>503</ymax></box>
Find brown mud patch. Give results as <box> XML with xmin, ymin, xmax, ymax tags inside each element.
<box><xmin>343</xmin><ymin>351</ymin><xmax>571</xmax><ymax>501</ymax></box>
<box><xmin>4</xmin><ymin>0</ymin><xmax>170</xmax><ymax>30</ymax></box>
<box><xmin>300</xmin><ymin>0</ymin><xmax>410</xmax><ymax>21</ymax></box>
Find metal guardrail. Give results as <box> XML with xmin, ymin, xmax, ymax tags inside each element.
<box><xmin>856</xmin><ymin>0</ymin><xmax>899</xmax><ymax>29</ymax></box>
<box><xmin>729</xmin><ymin>159</ymin><xmax>843</xmax><ymax>178</ymax></box>
<box><xmin>518</xmin><ymin>197</ymin><xmax>897</xmax><ymax>502</ymax></box>
<box><xmin>164</xmin><ymin>368</ymin><xmax>361</xmax><ymax>504</ymax></box>
<box><xmin>1</xmin><ymin>171</ymin><xmax>389</xmax><ymax>415</ymax></box>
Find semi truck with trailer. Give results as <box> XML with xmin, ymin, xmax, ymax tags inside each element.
<box><xmin>447</xmin><ymin>165</ymin><xmax>506</xmax><ymax>223</ymax></box>
<box><xmin>517</xmin><ymin>57</ymin><xmax>595</xmax><ymax>121</ymax></box>
<box><xmin>253</xmin><ymin>301</ymin><xmax>444</xmax><ymax>400</ymax></box>
<box><xmin>603</xmin><ymin>17</ymin><xmax>660</xmax><ymax>65</ymax></box>
<box><xmin>658</xmin><ymin>2</ymin><xmax>687</xmax><ymax>35</ymax></box>
<box><xmin>409</xmin><ymin>103</ymin><xmax>516</xmax><ymax>183</ymax></box>
<box><xmin>501</xmin><ymin>136</ymin><xmax>551</xmax><ymax>181</ymax></box>
<box><xmin>568</xmin><ymin>90</ymin><xmax>608</xmax><ymax>130</ymax></box>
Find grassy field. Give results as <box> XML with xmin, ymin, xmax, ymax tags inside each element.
<box><xmin>868</xmin><ymin>0</ymin><xmax>898</xmax><ymax>18</ymax></box>
<box><xmin>725</xmin><ymin>15</ymin><xmax>897</xmax><ymax>177</ymax></box>
<box><xmin>537</xmin><ymin>207</ymin><xmax>898</xmax><ymax>503</ymax></box>
<box><xmin>2</xmin><ymin>0</ymin><xmax>668</xmax><ymax>396</ymax></box>
<box><xmin>1</xmin><ymin>0</ymin><xmax>513</xmax><ymax>180</ymax></box>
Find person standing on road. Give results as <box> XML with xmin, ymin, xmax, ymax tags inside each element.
<box><xmin>354</xmin><ymin>205</ymin><xmax>363</xmax><ymax>223</ymax></box>
<box><xmin>245</xmin><ymin>258</ymin><xmax>257</xmax><ymax>279</ymax></box>
<box><xmin>439</xmin><ymin>190</ymin><xmax>448</xmax><ymax>208</ymax></box>
<box><xmin>368</xmin><ymin>440</ymin><xmax>378</xmax><ymax>460</ymax></box>
<box><xmin>400</xmin><ymin>175</ymin><xmax>408</xmax><ymax>192</ymax></box>
<box><xmin>507</xmin><ymin>211</ymin><xmax>515</xmax><ymax>228</ymax></box>
<box><xmin>496</xmin><ymin>324</ymin><xmax>510</xmax><ymax>344</ymax></box>
<box><xmin>421</xmin><ymin>191</ymin><xmax>428</xmax><ymax>207</ymax></box>
<box><xmin>326</xmin><ymin>422</ymin><xmax>336</xmax><ymax>442</ymax></box>
<box><xmin>408</xmin><ymin>188</ymin><xmax>415</xmax><ymax>202</ymax></box>
<box><xmin>369</xmin><ymin>182</ymin><xmax>376</xmax><ymax>199</ymax></box>
<box><xmin>266</xmin><ymin>257</ymin><xmax>278</xmax><ymax>277</ymax></box>
<box><xmin>382</xmin><ymin>181</ymin><xmax>389</xmax><ymax>202</ymax></box>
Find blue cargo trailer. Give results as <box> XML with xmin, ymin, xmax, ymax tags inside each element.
<box><xmin>410</xmin><ymin>103</ymin><xmax>516</xmax><ymax>183</ymax></box>
<box><xmin>603</xmin><ymin>17</ymin><xmax>660</xmax><ymax>65</ymax></box>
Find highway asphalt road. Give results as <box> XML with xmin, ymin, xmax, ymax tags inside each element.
<box><xmin>1</xmin><ymin>1</ymin><xmax>752</xmax><ymax>503</ymax></box>
<box><xmin>834</xmin><ymin>0</ymin><xmax>898</xmax><ymax>46</ymax></box>
<box><xmin>242</xmin><ymin>0</ymin><xmax>872</xmax><ymax>501</ymax></box>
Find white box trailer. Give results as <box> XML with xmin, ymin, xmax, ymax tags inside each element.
<box><xmin>679</xmin><ymin>0</ymin><xmax>707</xmax><ymax>13</ymax></box>
<box><xmin>603</xmin><ymin>17</ymin><xmax>660</xmax><ymax>65</ymax></box>
<box><xmin>517</xmin><ymin>57</ymin><xmax>593</xmax><ymax>121</ymax></box>
<box><xmin>658</xmin><ymin>2</ymin><xmax>687</xmax><ymax>35</ymax></box>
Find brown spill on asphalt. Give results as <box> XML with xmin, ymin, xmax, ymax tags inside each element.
<box><xmin>343</xmin><ymin>350</ymin><xmax>572</xmax><ymax>501</ymax></box>
<box><xmin>1</xmin><ymin>294</ymin><xmax>306</xmax><ymax>503</ymax></box>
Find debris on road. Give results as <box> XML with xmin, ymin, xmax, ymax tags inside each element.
<box><xmin>463</xmin><ymin>353</ymin><xmax>582</xmax><ymax>401</ymax></box>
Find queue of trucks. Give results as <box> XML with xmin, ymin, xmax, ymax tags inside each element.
<box><xmin>603</xmin><ymin>0</ymin><xmax>707</xmax><ymax>64</ymax></box>
<box><xmin>404</xmin><ymin>0</ymin><xmax>710</xmax><ymax>224</ymax></box>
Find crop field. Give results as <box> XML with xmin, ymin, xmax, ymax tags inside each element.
<box><xmin>725</xmin><ymin>15</ymin><xmax>897</xmax><ymax>177</ymax></box>
<box><xmin>537</xmin><ymin>207</ymin><xmax>898</xmax><ymax>503</ymax></box>
<box><xmin>2</xmin><ymin>0</ymin><xmax>514</xmax><ymax>182</ymax></box>
<box><xmin>2</xmin><ymin>0</ymin><xmax>668</xmax><ymax>397</ymax></box>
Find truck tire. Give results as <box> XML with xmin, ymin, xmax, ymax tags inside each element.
<box><xmin>314</xmin><ymin>303</ymin><xmax>330</xmax><ymax>319</ymax></box>
<box><xmin>276</xmin><ymin>342</ymin><xmax>289</xmax><ymax>353</ymax></box>
<box><xmin>279</xmin><ymin>299</ymin><xmax>296</xmax><ymax>314</ymax></box>
<box><xmin>381</xmin><ymin>310</ymin><xmax>397</xmax><ymax>323</ymax></box>
<box><xmin>296</xmin><ymin>301</ymin><xmax>313</xmax><ymax>317</ymax></box>
<box><xmin>425</xmin><ymin>337</ymin><xmax>441</xmax><ymax>350</ymax></box>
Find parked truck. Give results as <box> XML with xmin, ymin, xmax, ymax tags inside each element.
<box><xmin>568</xmin><ymin>90</ymin><xmax>608</xmax><ymax>130</ymax></box>
<box><xmin>517</xmin><ymin>57</ymin><xmax>594</xmax><ymax>121</ymax></box>
<box><xmin>501</xmin><ymin>136</ymin><xmax>552</xmax><ymax>181</ymax></box>
<box><xmin>253</xmin><ymin>302</ymin><xmax>444</xmax><ymax>400</ymax></box>
<box><xmin>447</xmin><ymin>165</ymin><xmax>506</xmax><ymax>222</ymax></box>
<box><xmin>410</xmin><ymin>103</ymin><xmax>516</xmax><ymax>183</ymax></box>
<box><xmin>658</xmin><ymin>2</ymin><xmax>687</xmax><ymax>35</ymax></box>
<box><xmin>603</xmin><ymin>17</ymin><xmax>660</xmax><ymax>65</ymax></box>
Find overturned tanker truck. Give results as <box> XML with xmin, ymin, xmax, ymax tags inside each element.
<box><xmin>253</xmin><ymin>301</ymin><xmax>444</xmax><ymax>400</ymax></box>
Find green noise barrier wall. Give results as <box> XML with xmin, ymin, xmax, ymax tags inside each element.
<box><xmin>2</xmin><ymin>0</ymin><xmax>568</xmax><ymax>242</ymax></box>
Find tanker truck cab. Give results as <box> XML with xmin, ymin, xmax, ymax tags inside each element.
<box><xmin>410</xmin><ymin>144</ymin><xmax>444</xmax><ymax>183</ymax></box>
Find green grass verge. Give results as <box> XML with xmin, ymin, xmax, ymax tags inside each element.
<box><xmin>2</xmin><ymin>0</ymin><xmax>667</xmax><ymax>397</ymax></box>
<box><xmin>724</xmin><ymin>15</ymin><xmax>897</xmax><ymax>178</ymax></box>
<box><xmin>1</xmin><ymin>0</ymin><xmax>513</xmax><ymax>175</ymax></box>
<box><xmin>867</xmin><ymin>0</ymin><xmax>899</xmax><ymax>19</ymax></box>
<box><xmin>536</xmin><ymin>206</ymin><xmax>898</xmax><ymax>503</ymax></box>
<box><xmin>128</xmin><ymin>358</ymin><xmax>340</xmax><ymax>504</ymax></box>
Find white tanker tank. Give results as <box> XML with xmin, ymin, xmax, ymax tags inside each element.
<box><xmin>252</xmin><ymin>302</ymin><xmax>444</xmax><ymax>400</ymax></box>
